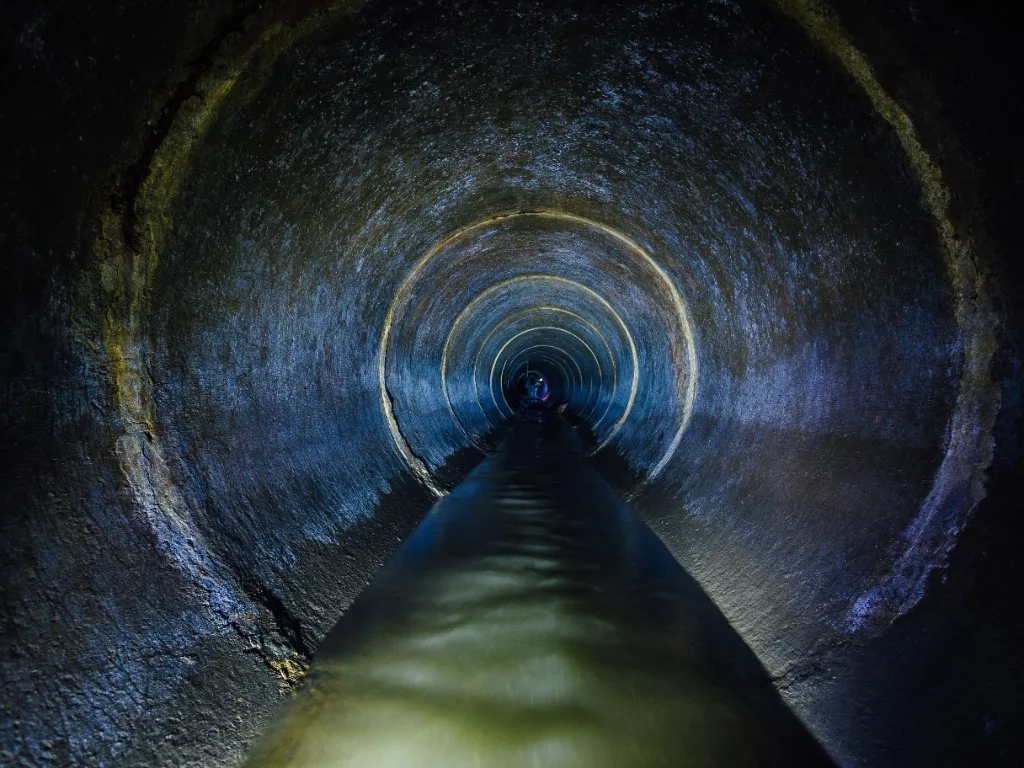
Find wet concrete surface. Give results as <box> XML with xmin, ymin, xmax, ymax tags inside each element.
<box><xmin>246</xmin><ymin>414</ymin><xmax>833</xmax><ymax>767</ymax></box>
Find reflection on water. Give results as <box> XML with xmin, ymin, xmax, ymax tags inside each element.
<box><xmin>246</xmin><ymin>416</ymin><xmax>832</xmax><ymax>767</ymax></box>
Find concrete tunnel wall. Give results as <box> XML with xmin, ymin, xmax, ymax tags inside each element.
<box><xmin>1</xmin><ymin>0</ymin><xmax>1021</xmax><ymax>766</ymax></box>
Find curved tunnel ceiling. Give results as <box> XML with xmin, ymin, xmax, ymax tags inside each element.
<box><xmin>2</xmin><ymin>0</ymin><xmax>1018</xmax><ymax>765</ymax></box>
<box><xmin>109</xmin><ymin>0</ymin><xmax>996</xmax><ymax>642</ymax></box>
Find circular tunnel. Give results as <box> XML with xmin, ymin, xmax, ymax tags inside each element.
<box><xmin>381</xmin><ymin>211</ymin><xmax>693</xmax><ymax>492</ymax></box>
<box><xmin>137</xmin><ymin>0</ymin><xmax>992</xmax><ymax>651</ymax></box>
<box><xmin>1</xmin><ymin>0</ymin><xmax>1021</xmax><ymax>766</ymax></box>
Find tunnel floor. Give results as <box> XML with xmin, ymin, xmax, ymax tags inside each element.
<box><xmin>246</xmin><ymin>412</ymin><xmax>834</xmax><ymax>767</ymax></box>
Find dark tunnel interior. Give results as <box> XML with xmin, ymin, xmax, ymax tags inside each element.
<box><xmin>1</xmin><ymin>0</ymin><xmax>1023</xmax><ymax>765</ymax></box>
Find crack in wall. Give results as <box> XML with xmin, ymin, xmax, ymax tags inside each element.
<box><xmin>119</xmin><ymin>3</ymin><xmax>262</xmax><ymax>253</ymax></box>
<box><xmin>382</xmin><ymin>377</ymin><xmax>446</xmax><ymax>498</ymax></box>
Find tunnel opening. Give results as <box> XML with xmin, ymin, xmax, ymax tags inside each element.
<box><xmin>2</xmin><ymin>0</ymin><xmax>1021</xmax><ymax>765</ymax></box>
<box><xmin>511</xmin><ymin>365</ymin><xmax>554</xmax><ymax>408</ymax></box>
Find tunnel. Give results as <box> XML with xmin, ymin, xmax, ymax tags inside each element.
<box><xmin>1</xmin><ymin>0</ymin><xmax>1022</xmax><ymax>765</ymax></box>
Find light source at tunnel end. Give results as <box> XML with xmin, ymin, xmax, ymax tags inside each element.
<box><xmin>378</xmin><ymin>210</ymin><xmax>699</xmax><ymax>498</ymax></box>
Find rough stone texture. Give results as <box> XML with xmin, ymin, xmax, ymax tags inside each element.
<box><xmin>1</xmin><ymin>0</ymin><xmax>1021</xmax><ymax>766</ymax></box>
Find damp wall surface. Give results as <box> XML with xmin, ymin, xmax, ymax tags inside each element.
<box><xmin>1</xmin><ymin>1</ymin><xmax>1022</xmax><ymax>766</ymax></box>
